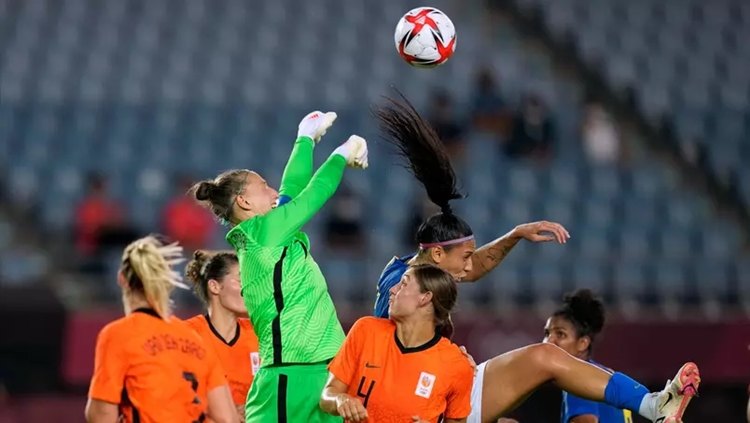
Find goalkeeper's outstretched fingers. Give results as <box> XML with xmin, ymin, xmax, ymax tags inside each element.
<box><xmin>298</xmin><ymin>111</ymin><xmax>338</xmax><ymax>143</ymax></box>
<box><xmin>332</xmin><ymin>135</ymin><xmax>369</xmax><ymax>169</ymax></box>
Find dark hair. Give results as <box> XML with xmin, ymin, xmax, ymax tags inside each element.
<box><xmin>190</xmin><ymin>169</ymin><xmax>249</xmax><ymax>224</ymax></box>
<box><xmin>372</xmin><ymin>91</ymin><xmax>473</xmax><ymax>251</ymax></box>
<box><xmin>552</xmin><ymin>289</ymin><xmax>606</xmax><ymax>354</ymax></box>
<box><xmin>411</xmin><ymin>264</ymin><xmax>458</xmax><ymax>339</ymax></box>
<box><xmin>184</xmin><ymin>250</ymin><xmax>239</xmax><ymax>305</ymax></box>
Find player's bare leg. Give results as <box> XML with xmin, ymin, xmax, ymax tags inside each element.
<box><xmin>478</xmin><ymin>343</ymin><xmax>699</xmax><ymax>423</ymax></box>
<box><xmin>479</xmin><ymin>343</ymin><xmax>612</xmax><ymax>421</ymax></box>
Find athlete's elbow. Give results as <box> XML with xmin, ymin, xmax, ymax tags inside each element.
<box><xmin>460</xmin><ymin>267</ymin><xmax>485</xmax><ymax>283</ymax></box>
<box><xmin>460</xmin><ymin>272</ymin><xmax>479</xmax><ymax>283</ymax></box>
<box><xmin>84</xmin><ymin>398</ymin><xmax>119</xmax><ymax>423</ymax></box>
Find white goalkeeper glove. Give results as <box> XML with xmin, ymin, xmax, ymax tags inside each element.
<box><xmin>297</xmin><ymin>111</ymin><xmax>337</xmax><ymax>143</ymax></box>
<box><xmin>332</xmin><ymin>135</ymin><xmax>369</xmax><ymax>169</ymax></box>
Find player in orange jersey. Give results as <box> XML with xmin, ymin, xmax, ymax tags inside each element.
<box><xmin>185</xmin><ymin>250</ymin><xmax>261</xmax><ymax>421</ymax></box>
<box><xmin>320</xmin><ymin>264</ymin><xmax>474</xmax><ymax>423</ymax></box>
<box><xmin>85</xmin><ymin>235</ymin><xmax>237</xmax><ymax>423</ymax></box>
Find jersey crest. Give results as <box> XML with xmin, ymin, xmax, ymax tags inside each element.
<box><xmin>415</xmin><ymin>372</ymin><xmax>436</xmax><ymax>399</ymax></box>
<box><xmin>250</xmin><ymin>352</ymin><xmax>261</xmax><ymax>375</ymax></box>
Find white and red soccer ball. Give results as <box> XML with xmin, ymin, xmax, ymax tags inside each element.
<box><xmin>394</xmin><ymin>7</ymin><xmax>457</xmax><ymax>68</ymax></box>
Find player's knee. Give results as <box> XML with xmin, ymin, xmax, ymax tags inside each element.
<box><xmin>525</xmin><ymin>342</ymin><xmax>566</xmax><ymax>369</ymax></box>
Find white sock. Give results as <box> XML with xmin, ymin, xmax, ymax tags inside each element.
<box><xmin>637</xmin><ymin>392</ymin><xmax>659</xmax><ymax>420</ymax></box>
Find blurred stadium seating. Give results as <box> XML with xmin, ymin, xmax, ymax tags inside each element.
<box><xmin>517</xmin><ymin>0</ymin><xmax>750</xmax><ymax>191</ymax></box>
<box><xmin>0</xmin><ymin>0</ymin><xmax>748</xmax><ymax>312</ymax></box>
<box><xmin>1</xmin><ymin>0</ymin><xmax>749</xmax><ymax>420</ymax></box>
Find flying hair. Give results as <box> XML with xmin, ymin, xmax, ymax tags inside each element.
<box><xmin>372</xmin><ymin>89</ymin><xmax>465</xmax><ymax>215</ymax></box>
<box><xmin>121</xmin><ymin>235</ymin><xmax>188</xmax><ymax>320</ymax></box>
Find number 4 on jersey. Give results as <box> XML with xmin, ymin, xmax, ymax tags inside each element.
<box><xmin>356</xmin><ymin>376</ymin><xmax>375</xmax><ymax>407</ymax></box>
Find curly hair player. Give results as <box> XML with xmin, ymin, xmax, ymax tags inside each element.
<box><xmin>85</xmin><ymin>236</ymin><xmax>236</xmax><ymax>423</ymax></box>
<box><xmin>543</xmin><ymin>289</ymin><xmax>633</xmax><ymax>423</ymax></box>
<box><xmin>192</xmin><ymin>111</ymin><xmax>368</xmax><ymax>422</ymax></box>
<box><xmin>370</xmin><ymin>93</ymin><xmax>701</xmax><ymax>423</ymax></box>
<box><xmin>185</xmin><ymin>250</ymin><xmax>260</xmax><ymax>422</ymax></box>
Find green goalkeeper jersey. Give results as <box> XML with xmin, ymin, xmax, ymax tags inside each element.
<box><xmin>226</xmin><ymin>136</ymin><xmax>346</xmax><ymax>366</ymax></box>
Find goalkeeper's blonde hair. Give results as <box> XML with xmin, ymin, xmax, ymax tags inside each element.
<box><xmin>120</xmin><ymin>235</ymin><xmax>188</xmax><ymax>320</ymax></box>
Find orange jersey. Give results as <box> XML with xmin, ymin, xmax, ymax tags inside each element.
<box><xmin>88</xmin><ymin>308</ymin><xmax>227</xmax><ymax>423</ymax></box>
<box><xmin>329</xmin><ymin>316</ymin><xmax>473</xmax><ymax>423</ymax></box>
<box><xmin>185</xmin><ymin>315</ymin><xmax>260</xmax><ymax>405</ymax></box>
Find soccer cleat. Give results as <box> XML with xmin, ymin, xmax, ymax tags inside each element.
<box><xmin>653</xmin><ymin>362</ymin><xmax>700</xmax><ymax>423</ymax></box>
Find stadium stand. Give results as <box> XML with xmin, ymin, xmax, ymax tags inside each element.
<box><xmin>0</xmin><ymin>0</ymin><xmax>747</xmax><ymax>314</ymax></box>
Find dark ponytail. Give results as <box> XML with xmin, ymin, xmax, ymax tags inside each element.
<box><xmin>438</xmin><ymin>314</ymin><xmax>455</xmax><ymax>339</ymax></box>
<box><xmin>372</xmin><ymin>90</ymin><xmax>473</xmax><ymax>249</ymax></box>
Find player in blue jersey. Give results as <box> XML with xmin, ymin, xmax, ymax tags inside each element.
<box><xmin>370</xmin><ymin>93</ymin><xmax>700</xmax><ymax>423</ymax></box>
<box><xmin>371</xmin><ymin>117</ymin><xmax>569</xmax><ymax>319</ymax></box>
<box><xmin>543</xmin><ymin>289</ymin><xmax>633</xmax><ymax>423</ymax></box>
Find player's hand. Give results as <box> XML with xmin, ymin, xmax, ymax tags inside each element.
<box><xmin>511</xmin><ymin>221</ymin><xmax>569</xmax><ymax>244</ymax></box>
<box><xmin>235</xmin><ymin>405</ymin><xmax>245</xmax><ymax>422</ymax></box>
<box><xmin>332</xmin><ymin>135</ymin><xmax>369</xmax><ymax>169</ymax></box>
<box><xmin>298</xmin><ymin>111</ymin><xmax>337</xmax><ymax>142</ymax></box>
<box><xmin>412</xmin><ymin>416</ymin><xmax>429</xmax><ymax>422</ymax></box>
<box><xmin>497</xmin><ymin>419</ymin><xmax>520</xmax><ymax>423</ymax></box>
<box><xmin>460</xmin><ymin>345</ymin><xmax>478</xmax><ymax>375</ymax></box>
<box><xmin>335</xmin><ymin>394</ymin><xmax>368</xmax><ymax>421</ymax></box>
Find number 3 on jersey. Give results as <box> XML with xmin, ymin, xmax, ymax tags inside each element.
<box><xmin>183</xmin><ymin>371</ymin><xmax>207</xmax><ymax>423</ymax></box>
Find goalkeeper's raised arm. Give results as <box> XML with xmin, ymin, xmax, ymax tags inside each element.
<box><xmin>190</xmin><ymin>110</ymin><xmax>368</xmax><ymax>423</ymax></box>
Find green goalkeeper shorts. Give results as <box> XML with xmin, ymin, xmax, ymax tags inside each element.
<box><xmin>245</xmin><ymin>361</ymin><xmax>343</xmax><ymax>423</ymax></box>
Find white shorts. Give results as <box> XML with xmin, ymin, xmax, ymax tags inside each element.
<box><xmin>467</xmin><ymin>360</ymin><xmax>488</xmax><ymax>423</ymax></box>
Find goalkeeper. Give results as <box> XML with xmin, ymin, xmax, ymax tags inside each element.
<box><xmin>191</xmin><ymin>111</ymin><xmax>368</xmax><ymax>422</ymax></box>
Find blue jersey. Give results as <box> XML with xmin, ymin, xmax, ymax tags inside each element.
<box><xmin>373</xmin><ymin>254</ymin><xmax>414</xmax><ymax>318</ymax></box>
<box><xmin>561</xmin><ymin>361</ymin><xmax>633</xmax><ymax>423</ymax></box>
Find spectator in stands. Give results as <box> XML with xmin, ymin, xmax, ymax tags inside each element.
<box><xmin>75</xmin><ymin>174</ymin><xmax>127</xmax><ymax>256</ymax></box>
<box><xmin>402</xmin><ymin>194</ymin><xmax>440</xmax><ymax>248</ymax></box>
<box><xmin>581</xmin><ymin>101</ymin><xmax>622</xmax><ymax>164</ymax></box>
<box><xmin>428</xmin><ymin>89</ymin><xmax>466</xmax><ymax>160</ymax></box>
<box><xmin>471</xmin><ymin>66</ymin><xmax>512</xmax><ymax>139</ymax></box>
<box><xmin>323</xmin><ymin>185</ymin><xmax>367</xmax><ymax>254</ymax></box>
<box><xmin>75</xmin><ymin>173</ymin><xmax>138</xmax><ymax>276</ymax></box>
<box><xmin>505</xmin><ymin>94</ymin><xmax>555</xmax><ymax>162</ymax></box>
<box><xmin>162</xmin><ymin>175</ymin><xmax>216</xmax><ymax>251</ymax></box>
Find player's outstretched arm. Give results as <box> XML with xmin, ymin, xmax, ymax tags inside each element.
<box><xmin>463</xmin><ymin>221</ymin><xmax>570</xmax><ymax>282</ymax></box>
<box><xmin>257</xmin><ymin>135</ymin><xmax>368</xmax><ymax>246</ymax></box>
<box><xmin>84</xmin><ymin>398</ymin><xmax>119</xmax><ymax>423</ymax></box>
<box><xmin>278</xmin><ymin>111</ymin><xmax>338</xmax><ymax>203</ymax></box>
<box><xmin>320</xmin><ymin>373</ymin><xmax>369</xmax><ymax>422</ymax></box>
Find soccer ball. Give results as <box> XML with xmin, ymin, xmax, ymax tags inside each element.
<box><xmin>394</xmin><ymin>7</ymin><xmax>457</xmax><ymax>68</ymax></box>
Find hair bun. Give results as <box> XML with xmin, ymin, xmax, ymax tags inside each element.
<box><xmin>562</xmin><ymin>289</ymin><xmax>605</xmax><ymax>335</ymax></box>
<box><xmin>185</xmin><ymin>249</ymin><xmax>211</xmax><ymax>287</ymax></box>
<box><xmin>194</xmin><ymin>181</ymin><xmax>215</xmax><ymax>201</ymax></box>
